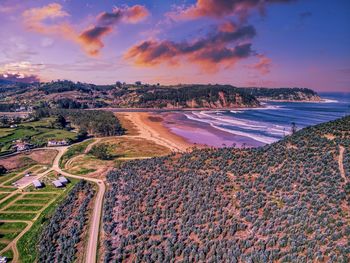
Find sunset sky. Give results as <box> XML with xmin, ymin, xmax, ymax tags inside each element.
<box><xmin>0</xmin><ymin>0</ymin><xmax>349</xmax><ymax>91</ymax></box>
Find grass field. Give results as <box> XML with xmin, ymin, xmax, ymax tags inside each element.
<box><xmin>59</xmin><ymin>139</ymin><xmax>95</xmax><ymax>168</ymax></box>
<box><xmin>22</xmin><ymin>193</ymin><xmax>57</xmax><ymax>199</ymax></box>
<box><xmin>0</xmin><ymin>194</ymin><xmax>7</xmax><ymax>201</ymax></box>
<box><xmin>1</xmin><ymin>248</ymin><xmax>14</xmax><ymax>262</ymax></box>
<box><xmin>4</xmin><ymin>205</ymin><xmax>44</xmax><ymax>212</ymax></box>
<box><xmin>19</xmin><ymin>118</ymin><xmax>54</xmax><ymax>128</ymax></box>
<box><xmin>14</xmin><ymin>199</ymin><xmax>50</xmax><ymax>205</ymax></box>
<box><xmin>0</xmin><ymin>222</ymin><xmax>27</xmax><ymax>241</ymax></box>
<box><xmin>0</xmin><ymin>213</ymin><xmax>37</xmax><ymax>221</ymax></box>
<box><xmin>0</xmin><ymin>169</ymin><xmax>80</xmax><ymax>262</ymax></box>
<box><xmin>17</xmin><ymin>178</ymin><xmax>79</xmax><ymax>263</ymax></box>
<box><xmin>0</xmin><ymin>128</ymin><xmax>14</xmax><ymax>137</ymax></box>
<box><xmin>0</xmin><ymin>187</ymin><xmax>16</xmax><ymax>192</ymax></box>
<box><xmin>64</xmin><ymin>137</ymin><xmax>170</xmax><ymax>175</ymax></box>
<box><xmin>0</xmin><ymin>194</ymin><xmax>20</xmax><ymax>210</ymax></box>
<box><xmin>0</xmin><ymin>118</ymin><xmax>77</xmax><ymax>154</ymax></box>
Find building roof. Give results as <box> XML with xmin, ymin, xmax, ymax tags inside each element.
<box><xmin>52</xmin><ymin>180</ymin><xmax>63</xmax><ymax>187</ymax></box>
<box><xmin>32</xmin><ymin>180</ymin><xmax>42</xmax><ymax>187</ymax></box>
<box><xmin>58</xmin><ymin>176</ymin><xmax>68</xmax><ymax>183</ymax></box>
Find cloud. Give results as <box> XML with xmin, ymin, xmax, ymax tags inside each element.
<box><xmin>251</xmin><ymin>54</ymin><xmax>271</xmax><ymax>74</ymax></box>
<box><xmin>79</xmin><ymin>5</ymin><xmax>149</xmax><ymax>56</ymax></box>
<box><xmin>22</xmin><ymin>3</ymin><xmax>149</xmax><ymax>56</ymax></box>
<box><xmin>125</xmin><ymin>22</ymin><xmax>256</xmax><ymax>72</ymax></box>
<box><xmin>0</xmin><ymin>61</ymin><xmax>44</xmax><ymax>83</ymax></box>
<box><xmin>169</xmin><ymin>0</ymin><xmax>297</xmax><ymax>20</ymax></box>
<box><xmin>22</xmin><ymin>3</ymin><xmax>77</xmax><ymax>44</ymax></box>
<box><xmin>0</xmin><ymin>73</ymin><xmax>40</xmax><ymax>83</ymax></box>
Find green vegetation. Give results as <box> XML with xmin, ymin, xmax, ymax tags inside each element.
<box><xmin>22</xmin><ymin>193</ymin><xmax>57</xmax><ymax>199</ymax></box>
<box><xmin>0</xmin><ymin>213</ymin><xmax>36</xmax><ymax>220</ymax></box>
<box><xmin>103</xmin><ymin>116</ymin><xmax>350</xmax><ymax>262</ymax></box>
<box><xmin>17</xmin><ymin>178</ymin><xmax>80</xmax><ymax>263</ymax></box>
<box><xmin>0</xmin><ymin>187</ymin><xmax>16</xmax><ymax>192</ymax></box>
<box><xmin>0</xmin><ymin>194</ymin><xmax>20</xmax><ymax>210</ymax></box>
<box><xmin>14</xmin><ymin>199</ymin><xmax>51</xmax><ymax>205</ymax></box>
<box><xmin>89</xmin><ymin>143</ymin><xmax>112</xmax><ymax>160</ymax></box>
<box><xmin>0</xmin><ymin>117</ymin><xmax>77</xmax><ymax>154</ymax></box>
<box><xmin>34</xmin><ymin>108</ymin><xmax>125</xmax><ymax>137</ymax></box>
<box><xmin>38</xmin><ymin>180</ymin><xmax>95</xmax><ymax>262</ymax></box>
<box><xmin>59</xmin><ymin>139</ymin><xmax>94</xmax><ymax>168</ymax></box>
<box><xmin>1</xmin><ymin>80</ymin><xmax>321</xmax><ymax>111</ymax></box>
<box><xmin>4</xmin><ymin>205</ymin><xmax>44</xmax><ymax>212</ymax></box>
<box><xmin>243</xmin><ymin>87</ymin><xmax>320</xmax><ymax>101</ymax></box>
<box><xmin>0</xmin><ymin>222</ymin><xmax>27</xmax><ymax>240</ymax></box>
<box><xmin>1</xmin><ymin>249</ymin><xmax>14</xmax><ymax>262</ymax></box>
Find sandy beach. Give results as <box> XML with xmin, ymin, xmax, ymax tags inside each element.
<box><xmin>115</xmin><ymin>112</ymin><xmax>194</xmax><ymax>152</ymax></box>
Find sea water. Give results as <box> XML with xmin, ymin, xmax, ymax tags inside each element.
<box><xmin>165</xmin><ymin>92</ymin><xmax>350</xmax><ymax>147</ymax></box>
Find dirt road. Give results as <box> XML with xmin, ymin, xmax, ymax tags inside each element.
<box><xmin>338</xmin><ymin>145</ymin><xmax>347</xmax><ymax>183</ymax></box>
<box><xmin>53</xmin><ymin>147</ymin><xmax>104</xmax><ymax>263</ymax></box>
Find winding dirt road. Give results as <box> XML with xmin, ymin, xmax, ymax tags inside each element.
<box><xmin>52</xmin><ymin>146</ymin><xmax>105</xmax><ymax>263</ymax></box>
<box><xmin>0</xmin><ymin>145</ymin><xmax>105</xmax><ymax>263</ymax></box>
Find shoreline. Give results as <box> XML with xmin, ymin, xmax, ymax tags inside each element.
<box><xmin>115</xmin><ymin>112</ymin><xmax>195</xmax><ymax>152</ymax></box>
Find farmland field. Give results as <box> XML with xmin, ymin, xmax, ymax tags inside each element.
<box><xmin>0</xmin><ymin>117</ymin><xmax>77</xmax><ymax>154</ymax></box>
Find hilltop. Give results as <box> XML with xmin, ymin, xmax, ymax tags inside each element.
<box><xmin>0</xmin><ymin>81</ymin><xmax>321</xmax><ymax>111</ymax></box>
<box><xmin>102</xmin><ymin>116</ymin><xmax>350</xmax><ymax>262</ymax></box>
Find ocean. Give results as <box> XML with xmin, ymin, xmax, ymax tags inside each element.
<box><xmin>163</xmin><ymin>92</ymin><xmax>350</xmax><ymax>148</ymax></box>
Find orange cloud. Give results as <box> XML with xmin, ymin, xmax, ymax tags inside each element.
<box><xmin>22</xmin><ymin>3</ymin><xmax>149</xmax><ymax>56</ymax></box>
<box><xmin>251</xmin><ymin>54</ymin><xmax>272</xmax><ymax>74</ymax></box>
<box><xmin>78</xmin><ymin>5</ymin><xmax>149</xmax><ymax>56</ymax></box>
<box><xmin>125</xmin><ymin>23</ymin><xmax>256</xmax><ymax>72</ymax></box>
<box><xmin>169</xmin><ymin>0</ymin><xmax>297</xmax><ymax>20</ymax></box>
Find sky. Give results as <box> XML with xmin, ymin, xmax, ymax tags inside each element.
<box><xmin>0</xmin><ymin>0</ymin><xmax>349</xmax><ymax>92</ymax></box>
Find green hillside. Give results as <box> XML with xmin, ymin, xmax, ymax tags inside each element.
<box><xmin>103</xmin><ymin>116</ymin><xmax>350</xmax><ymax>262</ymax></box>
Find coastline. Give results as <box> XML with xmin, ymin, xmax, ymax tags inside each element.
<box><xmin>115</xmin><ymin>112</ymin><xmax>195</xmax><ymax>152</ymax></box>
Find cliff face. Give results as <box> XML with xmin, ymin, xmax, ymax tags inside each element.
<box><xmin>134</xmin><ymin>90</ymin><xmax>261</xmax><ymax>109</ymax></box>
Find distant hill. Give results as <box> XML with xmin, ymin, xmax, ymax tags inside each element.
<box><xmin>0</xmin><ymin>80</ymin><xmax>321</xmax><ymax>110</ymax></box>
<box><xmin>243</xmin><ymin>87</ymin><xmax>321</xmax><ymax>102</ymax></box>
<box><xmin>102</xmin><ymin>116</ymin><xmax>350</xmax><ymax>262</ymax></box>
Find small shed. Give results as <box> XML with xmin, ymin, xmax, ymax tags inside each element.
<box><xmin>52</xmin><ymin>180</ymin><xmax>64</xmax><ymax>188</ymax></box>
<box><xmin>32</xmin><ymin>180</ymin><xmax>43</xmax><ymax>188</ymax></box>
<box><xmin>58</xmin><ymin>176</ymin><xmax>69</xmax><ymax>184</ymax></box>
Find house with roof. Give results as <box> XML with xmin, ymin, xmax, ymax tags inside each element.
<box><xmin>47</xmin><ymin>140</ymin><xmax>69</xmax><ymax>147</ymax></box>
<box><xmin>58</xmin><ymin>176</ymin><xmax>69</xmax><ymax>184</ymax></box>
<box><xmin>32</xmin><ymin>180</ymin><xmax>43</xmax><ymax>188</ymax></box>
<box><xmin>13</xmin><ymin>140</ymin><xmax>30</xmax><ymax>152</ymax></box>
<box><xmin>52</xmin><ymin>180</ymin><xmax>64</xmax><ymax>188</ymax></box>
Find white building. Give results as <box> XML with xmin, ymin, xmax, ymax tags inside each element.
<box><xmin>58</xmin><ymin>176</ymin><xmax>69</xmax><ymax>184</ymax></box>
<box><xmin>32</xmin><ymin>180</ymin><xmax>43</xmax><ymax>188</ymax></box>
<box><xmin>47</xmin><ymin>140</ymin><xmax>68</xmax><ymax>147</ymax></box>
<box><xmin>52</xmin><ymin>180</ymin><xmax>64</xmax><ymax>188</ymax></box>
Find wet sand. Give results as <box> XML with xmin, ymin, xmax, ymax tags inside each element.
<box><xmin>115</xmin><ymin>112</ymin><xmax>194</xmax><ymax>152</ymax></box>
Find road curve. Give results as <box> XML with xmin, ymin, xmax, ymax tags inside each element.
<box><xmin>53</xmin><ymin>146</ymin><xmax>105</xmax><ymax>263</ymax></box>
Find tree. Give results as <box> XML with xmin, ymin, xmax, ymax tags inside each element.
<box><xmin>89</xmin><ymin>143</ymin><xmax>112</xmax><ymax>160</ymax></box>
<box><xmin>0</xmin><ymin>165</ymin><xmax>7</xmax><ymax>175</ymax></box>
<box><xmin>77</xmin><ymin>129</ymin><xmax>88</xmax><ymax>141</ymax></box>
<box><xmin>55</xmin><ymin>115</ymin><xmax>67</xmax><ymax>128</ymax></box>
